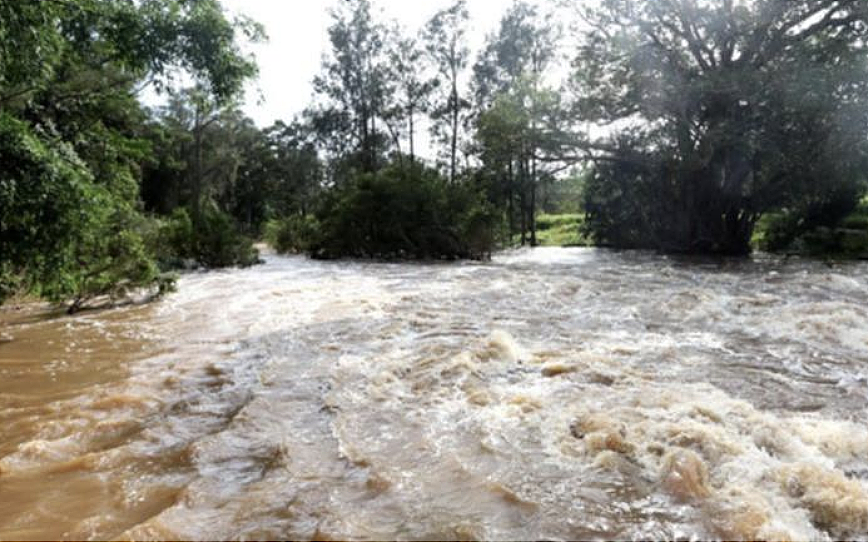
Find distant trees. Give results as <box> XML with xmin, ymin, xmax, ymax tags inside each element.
<box><xmin>384</xmin><ymin>29</ymin><xmax>436</xmax><ymax>170</ymax></box>
<box><xmin>283</xmin><ymin>0</ymin><xmax>494</xmax><ymax>261</ymax></box>
<box><xmin>5</xmin><ymin>0</ymin><xmax>868</xmax><ymax>312</ymax></box>
<box><xmin>312</xmin><ymin>0</ymin><xmax>391</xmax><ymax>176</ymax></box>
<box><xmin>573</xmin><ymin>0</ymin><xmax>868</xmax><ymax>254</ymax></box>
<box><xmin>142</xmin><ymin>92</ymin><xmax>324</xmax><ymax>267</ymax></box>
<box><xmin>424</xmin><ymin>1</ymin><xmax>472</xmax><ymax>184</ymax></box>
<box><xmin>472</xmin><ymin>2</ymin><xmax>562</xmax><ymax>246</ymax></box>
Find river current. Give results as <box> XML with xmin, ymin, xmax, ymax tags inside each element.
<box><xmin>2</xmin><ymin>248</ymin><xmax>868</xmax><ymax>540</ymax></box>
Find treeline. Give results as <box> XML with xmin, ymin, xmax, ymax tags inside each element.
<box><xmin>269</xmin><ymin>0</ymin><xmax>868</xmax><ymax>258</ymax></box>
<box><xmin>3</xmin><ymin>0</ymin><xmax>868</xmax><ymax>310</ymax></box>
<box><xmin>268</xmin><ymin>0</ymin><xmax>569</xmax><ymax>258</ymax></box>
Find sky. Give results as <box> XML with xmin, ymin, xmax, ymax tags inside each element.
<box><xmin>214</xmin><ymin>0</ymin><xmax>526</xmax><ymax>127</ymax></box>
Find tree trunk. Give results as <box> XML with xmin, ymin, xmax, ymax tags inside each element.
<box><xmin>530</xmin><ymin>153</ymin><xmax>538</xmax><ymax>247</ymax></box>
<box><xmin>450</xmin><ymin>76</ymin><xmax>459</xmax><ymax>184</ymax></box>
<box><xmin>519</xmin><ymin>158</ymin><xmax>527</xmax><ymax>246</ymax></box>
<box><xmin>370</xmin><ymin>113</ymin><xmax>378</xmax><ymax>172</ymax></box>
<box><xmin>193</xmin><ymin>106</ymin><xmax>203</xmax><ymax>219</ymax></box>
<box><xmin>409</xmin><ymin>107</ymin><xmax>415</xmax><ymax>171</ymax></box>
<box><xmin>508</xmin><ymin>161</ymin><xmax>515</xmax><ymax>243</ymax></box>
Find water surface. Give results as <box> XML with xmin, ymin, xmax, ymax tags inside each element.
<box><xmin>2</xmin><ymin>248</ymin><xmax>868</xmax><ymax>540</ymax></box>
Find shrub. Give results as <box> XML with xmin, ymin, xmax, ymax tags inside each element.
<box><xmin>264</xmin><ymin>215</ymin><xmax>319</xmax><ymax>254</ymax></box>
<box><xmin>156</xmin><ymin>205</ymin><xmax>260</xmax><ymax>269</ymax></box>
<box><xmin>756</xmin><ymin>206</ymin><xmax>868</xmax><ymax>258</ymax></box>
<box><xmin>309</xmin><ymin>162</ymin><xmax>495</xmax><ymax>260</ymax></box>
<box><xmin>0</xmin><ymin>113</ymin><xmax>164</xmax><ymax>311</ymax></box>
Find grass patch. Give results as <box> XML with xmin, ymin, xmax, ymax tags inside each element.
<box><xmin>535</xmin><ymin>213</ymin><xmax>591</xmax><ymax>247</ymax></box>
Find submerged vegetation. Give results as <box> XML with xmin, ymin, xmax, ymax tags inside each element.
<box><xmin>2</xmin><ymin>0</ymin><xmax>868</xmax><ymax>311</ymax></box>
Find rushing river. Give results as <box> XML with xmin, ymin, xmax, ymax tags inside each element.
<box><xmin>2</xmin><ymin>248</ymin><xmax>868</xmax><ymax>541</ymax></box>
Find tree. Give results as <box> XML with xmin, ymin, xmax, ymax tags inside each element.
<box><xmin>312</xmin><ymin>0</ymin><xmax>391</xmax><ymax>176</ymax></box>
<box><xmin>472</xmin><ymin>1</ymin><xmax>559</xmax><ymax>108</ymax></box>
<box><xmin>571</xmin><ymin>0</ymin><xmax>868</xmax><ymax>254</ymax></box>
<box><xmin>476</xmin><ymin>76</ymin><xmax>564</xmax><ymax>246</ymax></box>
<box><xmin>263</xmin><ymin>120</ymin><xmax>322</xmax><ymax>219</ymax></box>
<box><xmin>384</xmin><ymin>26</ymin><xmax>437</xmax><ymax>171</ymax></box>
<box><xmin>144</xmin><ymin>88</ymin><xmax>252</xmax><ymax>217</ymax></box>
<box><xmin>0</xmin><ymin>0</ymin><xmax>262</xmax><ymax>308</ymax></box>
<box><xmin>308</xmin><ymin>159</ymin><xmax>494</xmax><ymax>260</ymax></box>
<box><xmin>424</xmin><ymin>0</ymin><xmax>471</xmax><ymax>184</ymax></box>
<box><xmin>472</xmin><ymin>1</ymin><xmax>562</xmax><ymax>246</ymax></box>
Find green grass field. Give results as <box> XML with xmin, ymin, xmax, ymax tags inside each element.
<box><xmin>534</xmin><ymin>214</ymin><xmax>591</xmax><ymax>247</ymax></box>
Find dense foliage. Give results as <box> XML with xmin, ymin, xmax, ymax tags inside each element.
<box><xmin>572</xmin><ymin>0</ymin><xmax>868</xmax><ymax>255</ymax></box>
<box><xmin>310</xmin><ymin>161</ymin><xmax>494</xmax><ymax>260</ymax></box>
<box><xmin>0</xmin><ymin>0</ymin><xmax>261</xmax><ymax>310</ymax></box>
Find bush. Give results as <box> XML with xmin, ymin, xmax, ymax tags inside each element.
<box><xmin>0</xmin><ymin>113</ymin><xmax>164</xmax><ymax>310</ymax></box>
<box><xmin>61</xmin><ymin>203</ymin><xmax>164</xmax><ymax>313</ymax></box>
<box><xmin>264</xmin><ymin>215</ymin><xmax>319</xmax><ymax>254</ymax></box>
<box><xmin>309</xmin><ymin>162</ymin><xmax>495</xmax><ymax>260</ymax></box>
<box><xmin>756</xmin><ymin>204</ymin><xmax>868</xmax><ymax>258</ymax></box>
<box><xmin>156</xmin><ymin>205</ymin><xmax>260</xmax><ymax>269</ymax></box>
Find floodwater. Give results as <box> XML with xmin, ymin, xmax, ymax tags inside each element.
<box><xmin>2</xmin><ymin>248</ymin><xmax>868</xmax><ymax>541</ymax></box>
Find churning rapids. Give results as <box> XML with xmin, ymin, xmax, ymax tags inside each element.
<box><xmin>3</xmin><ymin>248</ymin><xmax>868</xmax><ymax>541</ymax></box>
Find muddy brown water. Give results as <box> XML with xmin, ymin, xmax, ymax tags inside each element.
<box><xmin>2</xmin><ymin>248</ymin><xmax>868</xmax><ymax>540</ymax></box>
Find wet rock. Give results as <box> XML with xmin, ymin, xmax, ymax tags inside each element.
<box><xmin>661</xmin><ymin>449</ymin><xmax>710</xmax><ymax>502</ymax></box>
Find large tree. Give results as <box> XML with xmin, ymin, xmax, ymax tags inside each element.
<box><xmin>572</xmin><ymin>0</ymin><xmax>868</xmax><ymax>254</ymax></box>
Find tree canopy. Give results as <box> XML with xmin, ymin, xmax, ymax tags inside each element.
<box><xmin>572</xmin><ymin>0</ymin><xmax>868</xmax><ymax>253</ymax></box>
<box><xmin>0</xmin><ymin>0</ymin><xmax>262</xmax><ymax>307</ymax></box>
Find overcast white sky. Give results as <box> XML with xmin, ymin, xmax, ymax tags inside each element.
<box><xmin>216</xmin><ymin>0</ymin><xmax>534</xmax><ymax>127</ymax></box>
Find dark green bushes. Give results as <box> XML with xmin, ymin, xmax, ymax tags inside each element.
<box><xmin>311</xmin><ymin>163</ymin><xmax>495</xmax><ymax>260</ymax></box>
<box><xmin>264</xmin><ymin>215</ymin><xmax>319</xmax><ymax>254</ymax></box>
<box><xmin>582</xmin><ymin>145</ymin><xmax>699</xmax><ymax>251</ymax></box>
<box><xmin>156</xmin><ymin>206</ymin><xmax>260</xmax><ymax>269</ymax></box>
<box><xmin>756</xmin><ymin>201</ymin><xmax>868</xmax><ymax>258</ymax></box>
<box><xmin>0</xmin><ymin>114</ymin><xmax>163</xmax><ymax>309</ymax></box>
<box><xmin>268</xmin><ymin>162</ymin><xmax>495</xmax><ymax>260</ymax></box>
<box><xmin>583</xmin><ymin>133</ymin><xmax>868</xmax><ymax>257</ymax></box>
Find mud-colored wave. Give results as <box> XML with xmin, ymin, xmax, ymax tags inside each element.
<box><xmin>2</xmin><ymin>248</ymin><xmax>868</xmax><ymax>540</ymax></box>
